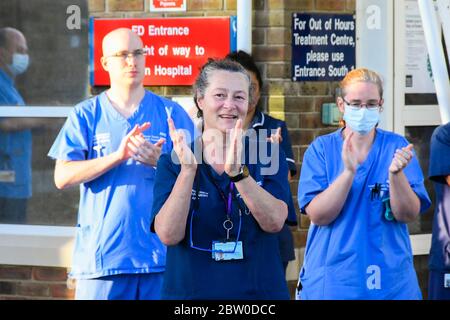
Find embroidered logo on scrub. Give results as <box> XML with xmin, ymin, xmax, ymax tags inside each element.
<box><xmin>93</xmin><ymin>133</ymin><xmax>111</xmax><ymax>157</ymax></box>
<box><xmin>191</xmin><ymin>189</ymin><xmax>208</xmax><ymax>200</ymax></box>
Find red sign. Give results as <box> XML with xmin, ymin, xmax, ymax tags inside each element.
<box><xmin>90</xmin><ymin>17</ymin><xmax>233</xmax><ymax>86</ymax></box>
<box><xmin>150</xmin><ymin>0</ymin><xmax>186</xmax><ymax>11</ymax></box>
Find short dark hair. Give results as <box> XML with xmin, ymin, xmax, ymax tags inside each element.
<box><xmin>225</xmin><ymin>50</ymin><xmax>263</xmax><ymax>90</ymax></box>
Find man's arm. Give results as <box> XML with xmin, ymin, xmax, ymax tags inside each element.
<box><xmin>54</xmin><ymin>123</ymin><xmax>149</xmax><ymax>189</ymax></box>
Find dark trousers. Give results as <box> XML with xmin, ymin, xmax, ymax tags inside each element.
<box><xmin>428</xmin><ymin>270</ymin><xmax>450</xmax><ymax>300</ymax></box>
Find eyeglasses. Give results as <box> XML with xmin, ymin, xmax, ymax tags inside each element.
<box><xmin>104</xmin><ymin>49</ymin><xmax>145</xmax><ymax>60</ymax></box>
<box><xmin>342</xmin><ymin>97</ymin><xmax>381</xmax><ymax>110</ymax></box>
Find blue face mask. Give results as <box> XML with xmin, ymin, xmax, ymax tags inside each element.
<box><xmin>343</xmin><ymin>105</ymin><xmax>380</xmax><ymax>135</ymax></box>
<box><xmin>7</xmin><ymin>53</ymin><xmax>29</xmax><ymax>76</ymax></box>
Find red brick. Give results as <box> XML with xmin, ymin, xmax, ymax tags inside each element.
<box><xmin>289</xmin><ymin>129</ymin><xmax>315</xmax><ymax>146</ymax></box>
<box><xmin>299</xmin><ymin>112</ymin><xmax>322</xmax><ymax>129</ymax></box>
<box><xmin>89</xmin><ymin>0</ymin><xmax>105</xmax><ymax>12</ymax></box>
<box><xmin>266</xmin><ymin>28</ymin><xmax>289</xmax><ymax>45</ymax></box>
<box><xmin>292</xmin><ymin>229</ymin><xmax>308</xmax><ymax>247</ymax></box>
<box><xmin>347</xmin><ymin>0</ymin><xmax>356</xmax><ymax>11</ymax></box>
<box><xmin>285</xmin><ymin>97</ymin><xmax>314</xmax><ymax>113</ymax></box>
<box><xmin>267</xmin><ymin>63</ymin><xmax>290</xmax><ymax>79</ymax></box>
<box><xmin>17</xmin><ymin>283</ymin><xmax>50</xmax><ymax>297</ymax></box>
<box><xmin>285</xmin><ymin>112</ymin><xmax>299</xmax><ymax>129</ymax></box>
<box><xmin>316</xmin><ymin>0</ymin><xmax>346</xmax><ymax>11</ymax></box>
<box><xmin>299</xmin><ymin>146</ymin><xmax>308</xmax><ymax>163</ymax></box>
<box><xmin>188</xmin><ymin>0</ymin><xmax>223</xmax><ymax>11</ymax></box>
<box><xmin>300</xmin><ymin>213</ymin><xmax>311</xmax><ymax>229</ymax></box>
<box><xmin>253</xmin><ymin>46</ymin><xmax>287</xmax><ymax>62</ymax></box>
<box><xmin>165</xmin><ymin>86</ymin><xmax>193</xmax><ymax>96</ymax></box>
<box><xmin>204</xmin><ymin>10</ymin><xmax>235</xmax><ymax>16</ymax></box>
<box><xmin>0</xmin><ymin>266</ymin><xmax>32</xmax><ymax>280</ymax></box>
<box><xmin>286</xmin><ymin>0</ymin><xmax>313</xmax><ymax>10</ymax></box>
<box><xmin>254</xmin><ymin>11</ymin><xmax>288</xmax><ymax>27</ymax></box>
<box><xmin>145</xmin><ymin>86</ymin><xmax>164</xmax><ymax>96</ymax></box>
<box><xmin>315</xmin><ymin>96</ymin><xmax>337</xmax><ymax>113</ymax></box>
<box><xmin>289</xmin><ymin>181</ymin><xmax>298</xmax><ymax>197</ymax></box>
<box><xmin>299</xmin><ymin>82</ymin><xmax>330</xmax><ymax>96</ymax></box>
<box><xmin>50</xmin><ymin>284</ymin><xmax>75</xmax><ymax>299</ymax></box>
<box><xmin>32</xmin><ymin>267</ymin><xmax>68</xmax><ymax>282</ymax></box>
<box><xmin>108</xmin><ymin>0</ymin><xmax>144</xmax><ymax>11</ymax></box>
<box><xmin>253</xmin><ymin>0</ymin><xmax>265</xmax><ymax>10</ymax></box>
<box><xmin>252</xmin><ymin>28</ymin><xmax>265</xmax><ymax>45</ymax></box>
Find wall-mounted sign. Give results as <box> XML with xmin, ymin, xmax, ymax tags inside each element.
<box><xmin>90</xmin><ymin>17</ymin><xmax>236</xmax><ymax>86</ymax></box>
<box><xmin>150</xmin><ymin>0</ymin><xmax>186</xmax><ymax>12</ymax></box>
<box><xmin>291</xmin><ymin>13</ymin><xmax>356</xmax><ymax>81</ymax></box>
<box><xmin>404</xmin><ymin>0</ymin><xmax>436</xmax><ymax>94</ymax></box>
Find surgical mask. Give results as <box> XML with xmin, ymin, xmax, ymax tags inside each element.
<box><xmin>343</xmin><ymin>105</ymin><xmax>380</xmax><ymax>135</ymax></box>
<box><xmin>7</xmin><ymin>53</ymin><xmax>29</xmax><ymax>76</ymax></box>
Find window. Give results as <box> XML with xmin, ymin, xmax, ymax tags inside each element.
<box><xmin>0</xmin><ymin>0</ymin><xmax>88</xmax><ymax>226</ymax></box>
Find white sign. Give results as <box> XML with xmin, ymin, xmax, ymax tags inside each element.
<box><xmin>404</xmin><ymin>0</ymin><xmax>436</xmax><ymax>94</ymax></box>
<box><xmin>150</xmin><ymin>0</ymin><xmax>186</xmax><ymax>12</ymax></box>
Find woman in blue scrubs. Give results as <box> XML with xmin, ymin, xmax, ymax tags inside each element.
<box><xmin>297</xmin><ymin>68</ymin><xmax>431</xmax><ymax>299</ymax></box>
<box><xmin>151</xmin><ymin>59</ymin><xmax>291</xmax><ymax>299</ymax></box>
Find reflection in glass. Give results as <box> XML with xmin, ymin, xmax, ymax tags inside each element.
<box><xmin>0</xmin><ymin>117</ymin><xmax>77</xmax><ymax>226</ymax></box>
<box><xmin>405</xmin><ymin>126</ymin><xmax>437</xmax><ymax>235</ymax></box>
<box><xmin>0</xmin><ymin>0</ymin><xmax>89</xmax><ymax>106</ymax></box>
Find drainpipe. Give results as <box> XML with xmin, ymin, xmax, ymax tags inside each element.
<box><xmin>237</xmin><ymin>0</ymin><xmax>252</xmax><ymax>53</ymax></box>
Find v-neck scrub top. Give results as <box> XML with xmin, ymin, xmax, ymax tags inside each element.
<box><xmin>297</xmin><ymin>128</ymin><xmax>431</xmax><ymax>299</ymax></box>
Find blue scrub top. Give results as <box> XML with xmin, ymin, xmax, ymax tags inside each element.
<box><xmin>0</xmin><ymin>69</ymin><xmax>32</xmax><ymax>199</ymax></box>
<box><xmin>151</xmin><ymin>140</ymin><xmax>291</xmax><ymax>299</ymax></box>
<box><xmin>48</xmin><ymin>90</ymin><xmax>195</xmax><ymax>279</ymax></box>
<box><xmin>298</xmin><ymin>128</ymin><xmax>431</xmax><ymax>299</ymax></box>
<box><xmin>428</xmin><ymin>123</ymin><xmax>450</xmax><ymax>271</ymax></box>
<box><xmin>250</xmin><ymin>111</ymin><xmax>297</xmax><ymax>177</ymax></box>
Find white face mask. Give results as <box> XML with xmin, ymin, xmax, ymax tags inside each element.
<box><xmin>7</xmin><ymin>53</ymin><xmax>29</xmax><ymax>76</ymax></box>
<box><xmin>343</xmin><ymin>105</ymin><xmax>380</xmax><ymax>135</ymax></box>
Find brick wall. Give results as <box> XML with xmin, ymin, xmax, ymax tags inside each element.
<box><xmin>0</xmin><ymin>265</ymin><xmax>74</xmax><ymax>300</ymax></box>
<box><xmin>0</xmin><ymin>0</ymin><xmax>430</xmax><ymax>300</ymax></box>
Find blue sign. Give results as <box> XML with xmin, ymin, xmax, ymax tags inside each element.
<box><xmin>291</xmin><ymin>13</ymin><xmax>356</xmax><ymax>81</ymax></box>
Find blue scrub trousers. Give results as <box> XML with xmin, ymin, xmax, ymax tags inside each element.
<box><xmin>75</xmin><ymin>272</ymin><xmax>164</xmax><ymax>300</ymax></box>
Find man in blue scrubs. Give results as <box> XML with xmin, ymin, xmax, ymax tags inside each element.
<box><xmin>428</xmin><ymin>122</ymin><xmax>450</xmax><ymax>299</ymax></box>
<box><xmin>0</xmin><ymin>27</ymin><xmax>33</xmax><ymax>223</ymax></box>
<box><xmin>48</xmin><ymin>28</ymin><xmax>195</xmax><ymax>300</ymax></box>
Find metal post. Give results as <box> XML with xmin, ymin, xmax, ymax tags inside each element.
<box><xmin>237</xmin><ymin>0</ymin><xmax>252</xmax><ymax>53</ymax></box>
<box><xmin>418</xmin><ymin>0</ymin><xmax>450</xmax><ymax>123</ymax></box>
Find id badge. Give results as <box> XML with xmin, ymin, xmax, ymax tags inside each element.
<box><xmin>0</xmin><ymin>170</ymin><xmax>15</xmax><ymax>183</ymax></box>
<box><xmin>212</xmin><ymin>241</ymin><xmax>244</xmax><ymax>261</ymax></box>
<box><xmin>445</xmin><ymin>274</ymin><xmax>450</xmax><ymax>288</ymax></box>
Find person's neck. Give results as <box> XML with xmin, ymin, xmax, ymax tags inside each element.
<box><xmin>106</xmin><ymin>85</ymin><xmax>145</xmax><ymax>118</ymax></box>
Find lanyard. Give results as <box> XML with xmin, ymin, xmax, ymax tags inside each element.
<box><xmin>190</xmin><ymin>165</ymin><xmax>244</xmax><ymax>253</ymax></box>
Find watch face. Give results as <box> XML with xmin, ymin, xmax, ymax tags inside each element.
<box><xmin>242</xmin><ymin>165</ymin><xmax>249</xmax><ymax>177</ymax></box>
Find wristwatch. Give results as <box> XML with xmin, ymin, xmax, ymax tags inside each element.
<box><xmin>229</xmin><ymin>165</ymin><xmax>249</xmax><ymax>182</ymax></box>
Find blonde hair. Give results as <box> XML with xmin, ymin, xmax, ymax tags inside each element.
<box><xmin>339</xmin><ymin>68</ymin><xmax>383</xmax><ymax>99</ymax></box>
